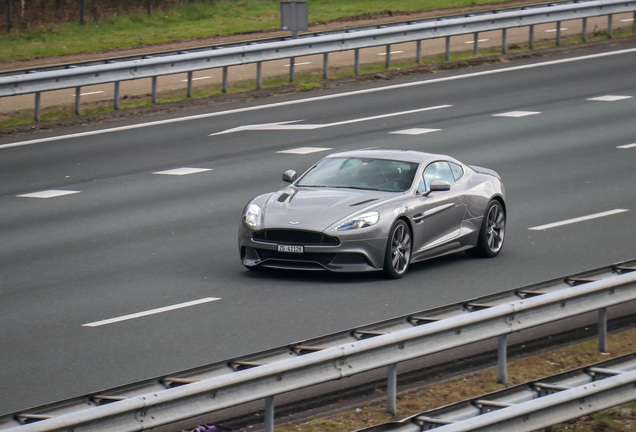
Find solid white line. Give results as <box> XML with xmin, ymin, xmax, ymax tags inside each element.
<box><xmin>2</xmin><ymin>47</ymin><xmax>636</xmax><ymax>150</ymax></box>
<box><xmin>617</xmin><ymin>143</ymin><xmax>636</xmax><ymax>149</ymax></box>
<box><xmin>82</xmin><ymin>297</ymin><xmax>220</xmax><ymax>327</ymax></box>
<box><xmin>529</xmin><ymin>209</ymin><xmax>629</xmax><ymax>230</ymax></box>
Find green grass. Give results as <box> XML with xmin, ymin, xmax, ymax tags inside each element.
<box><xmin>0</xmin><ymin>0</ymin><xmax>530</xmax><ymax>62</ymax></box>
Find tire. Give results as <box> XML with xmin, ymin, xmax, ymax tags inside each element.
<box><xmin>468</xmin><ymin>200</ymin><xmax>505</xmax><ymax>258</ymax></box>
<box><xmin>384</xmin><ymin>219</ymin><xmax>412</xmax><ymax>279</ymax></box>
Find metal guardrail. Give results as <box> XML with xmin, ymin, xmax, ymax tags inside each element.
<box><xmin>2</xmin><ymin>0</ymin><xmax>636</xmax><ymax>120</ymax></box>
<box><xmin>1</xmin><ymin>259</ymin><xmax>635</xmax><ymax>432</ymax></box>
<box><xmin>358</xmin><ymin>353</ymin><xmax>636</xmax><ymax>432</ymax></box>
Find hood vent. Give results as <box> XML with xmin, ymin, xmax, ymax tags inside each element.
<box><xmin>350</xmin><ymin>198</ymin><xmax>379</xmax><ymax>207</ymax></box>
<box><xmin>277</xmin><ymin>193</ymin><xmax>291</xmax><ymax>203</ymax></box>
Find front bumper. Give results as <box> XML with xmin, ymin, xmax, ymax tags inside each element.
<box><xmin>238</xmin><ymin>226</ymin><xmax>388</xmax><ymax>272</ymax></box>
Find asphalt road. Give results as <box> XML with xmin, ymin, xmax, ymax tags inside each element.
<box><xmin>0</xmin><ymin>43</ymin><xmax>635</xmax><ymax>415</ymax></box>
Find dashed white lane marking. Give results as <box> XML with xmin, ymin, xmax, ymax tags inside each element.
<box><xmin>545</xmin><ymin>27</ymin><xmax>569</xmax><ymax>33</ymax></box>
<box><xmin>378</xmin><ymin>51</ymin><xmax>405</xmax><ymax>55</ymax></box>
<box><xmin>82</xmin><ymin>297</ymin><xmax>221</xmax><ymax>327</ymax></box>
<box><xmin>617</xmin><ymin>143</ymin><xmax>636</xmax><ymax>149</ymax></box>
<box><xmin>587</xmin><ymin>95</ymin><xmax>633</xmax><ymax>102</ymax></box>
<box><xmin>284</xmin><ymin>61</ymin><xmax>312</xmax><ymax>67</ymax></box>
<box><xmin>390</xmin><ymin>128</ymin><xmax>441</xmax><ymax>135</ymax></box>
<box><xmin>17</xmin><ymin>190</ymin><xmax>81</xmax><ymax>198</ymax></box>
<box><xmin>529</xmin><ymin>209</ymin><xmax>629</xmax><ymax>231</ymax></box>
<box><xmin>277</xmin><ymin>147</ymin><xmax>332</xmax><ymax>154</ymax></box>
<box><xmin>465</xmin><ymin>39</ymin><xmax>489</xmax><ymax>44</ymax></box>
<box><xmin>181</xmin><ymin>76</ymin><xmax>212</xmax><ymax>82</ymax></box>
<box><xmin>153</xmin><ymin>167</ymin><xmax>213</xmax><ymax>175</ymax></box>
<box><xmin>493</xmin><ymin>111</ymin><xmax>541</xmax><ymax>117</ymax></box>
<box><xmin>74</xmin><ymin>91</ymin><xmax>105</xmax><ymax>96</ymax></box>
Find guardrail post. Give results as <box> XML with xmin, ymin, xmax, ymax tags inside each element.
<box><xmin>256</xmin><ymin>62</ymin><xmax>262</xmax><ymax>89</ymax></box>
<box><xmin>445</xmin><ymin>36</ymin><xmax>451</xmax><ymax>61</ymax></box>
<box><xmin>497</xmin><ymin>334</ymin><xmax>507</xmax><ymax>385</ymax></box>
<box><xmin>473</xmin><ymin>32</ymin><xmax>479</xmax><ymax>54</ymax></box>
<box><xmin>187</xmin><ymin>71</ymin><xmax>193</xmax><ymax>98</ymax></box>
<box><xmin>385</xmin><ymin>44</ymin><xmax>391</xmax><ymax>69</ymax></box>
<box><xmin>529</xmin><ymin>25</ymin><xmax>535</xmax><ymax>49</ymax></box>
<box><xmin>114</xmin><ymin>82</ymin><xmax>120</xmax><ymax>110</ymax></box>
<box><xmin>323</xmin><ymin>53</ymin><xmax>329</xmax><ymax>79</ymax></box>
<box><xmin>152</xmin><ymin>76</ymin><xmax>158</xmax><ymax>104</ymax></box>
<box><xmin>289</xmin><ymin>57</ymin><xmax>295</xmax><ymax>82</ymax></box>
<box><xmin>75</xmin><ymin>86</ymin><xmax>81</xmax><ymax>116</ymax></box>
<box><xmin>222</xmin><ymin>66</ymin><xmax>228</xmax><ymax>94</ymax></box>
<box><xmin>582</xmin><ymin>17</ymin><xmax>588</xmax><ymax>42</ymax></box>
<box><xmin>354</xmin><ymin>49</ymin><xmax>360</xmax><ymax>75</ymax></box>
<box><xmin>387</xmin><ymin>364</ymin><xmax>397</xmax><ymax>416</ymax></box>
<box><xmin>608</xmin><ymin>14</ymin><xmax>613</xmax><ymax>38</ymax></box>
<box><xmin>556</xmin><ymin>21</ymin><xmax>562</xmax><ymax>46</ymax></box>
<box><xmin>633</xmin><ymin>12</ymin><xmax>636</xmax><ymax>32</ymax></box>
<box><xmin>34</xmin><ymin>92</ymin><xmax>41</xmax><ymax>122</ymax></box>
<box><xmin>598</xmin><ymin>308</ymin><xmax>608</xmax><ymax>353</ymax></box>
<box><xmin>416</xmin><ymin>40</ymin><xmax>422</xmax><ymax>64</ymax></box>
<box><xmin>502</xmin><ymin>28</ymin><xmax>507</xmax><ymax>54</ymax></box>
<box><xmin>264</xmin><ymin>396</ymin><xmax>275</xmax><ymax>432</ymax></box>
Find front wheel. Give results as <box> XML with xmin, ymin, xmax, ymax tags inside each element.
<box><xmin>468</xmin><ymin>200</ymin><xmax>505</xmax><ymax>258</ymax></box>
<box><xmin>384</xmin><ymin>219</ymin><xmax>412</xmax><ymax>279</ymax></box>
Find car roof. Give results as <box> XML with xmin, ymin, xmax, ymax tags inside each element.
<box><xmin>325</xmin><ymin>148</ymin><xmax>448</xmax><ymax>164</ymax></box>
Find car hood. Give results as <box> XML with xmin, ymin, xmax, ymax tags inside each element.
<box><xmin>262</xmin><ymin>187</ymin><xmax>389</xmax><ymax>231</ymax></box>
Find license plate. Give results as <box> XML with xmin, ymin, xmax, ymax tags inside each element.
<box><xmin>278</xmin><ymin>244</ymin><xmax>304</xmax><ymax>253</ymax></box>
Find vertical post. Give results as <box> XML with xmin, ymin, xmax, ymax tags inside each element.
<box><xmin>582</xmin><ymin>17</ymin><xmax>588</xmax><ymax>43</ymax></box>
<box><xmin>529</xmin><ymin>25</ymin><xmax>534</xmax><ymax>49</ymax></box>
<box><xmin>222</xmin><ymin>66</ymin><xmax>228</xmax><ymax>94</ymax></box>
<box><xmin>385</xmin><ymin>44</ymin><xmax>391</xmax><ymax>69</ymax></box>
<box><xmin>114</xmin><ymin>82</ymin><xmax>120</xmax><ymax>110</ymax></box>
<box><xmin>501</xmin><ymin>28</ymin><xmax>507</xmax><ymax>54</ymax></box>
<box><xmin>598</xmin><ymin>308</ymin><xmax>608</xmax><ymax>353</ymax></box>
<box><xmin>256</xmin><ymin>62</ymin><xmax>262</xmax><ymax>89</ymax></box>
<box><xmin>289</xmin><ymin>57</ymin><xmax>295</xmax><ymax>83</ymax></box>
<box><xmin>264</xmin><ymin>396</ymin><xmax>274</xmax><ymax>432</ymax></box>
<box><xmin>387</xmin><ymin>364</ymin><xmax>397</xmax><ymax>416</ymax></box>
<box><xmin>556</xmin><ymin>21</ymin><xmax>561</xmax><ymax>46</ymax></box>
<box><xmin>416</xmin><ymin>40</ymin><xmax>422</xmax><ymax>64</ymax></box>
<box><xmin>34</xmin><ymin>92</ymin><xmax>41</xmax><ymax>123</ymax></box>
<box><xmin>7</xmin><ymin>0</ymin><xmax>13</xmax><ymax>32</ymax></box>
<box><xmin>151</xmin><ymin>76</ymin><xmax>158</xmax><ymax>104</ymax></box>
<box><xmin>79</xmin><ymin>0</ymin><xmax>85</xmax><ymax>25</ymax></box>
<box><xmin>323</xmin><ymin>53</ymin><xmax>329</xmax><ymax>79</ymax></box>
<box><xmin>75</xmin><ymin>86</ymin><xmax>81</xmax><ymax>116</ymax></box>
<box><xmin>607</xmin><ymin>14</ymin><xmax>613</xmax><ymax>39</ymax></box>
<box><xmin>445</xmin><ymin>36</ymin><xmax>451</xmax><ymax>61</ymax></box>
<box><xmin>187</xmin><ymin>71</ymin><xmax>193</xmax><ymax>98</ymax></box>
<box><xmin>354</xmin><ymin>49</ymin><xmax>360</xmax><ymax>75</ymax></box>
<box><xmin>633</xmin><ymin>12</ymin><xmax>636</xmax><ymax>32</ymax></box>
<box><xmin>147</xmin><ymin>0</ymin><xmax>152</xmax><ymax>16</ymax></box>
<box><xmin>473</xmin><ymin>32</ymin><xmax>479</xmax><ymax>55</ymax></box>
<box><xmin>497</xmin><ymin>334</ymin><xmax>507</xmax><ymax>385</ymax></box>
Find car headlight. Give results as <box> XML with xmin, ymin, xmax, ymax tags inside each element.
<box><xmin>243</xmin><ymin>203</ymin><xmax>263</xmax><ymax>230</ymax></box>
<box><xmin>335</xmin><ymin>211</ymin><xmax>380</xmax><ymax>231</ymax></box>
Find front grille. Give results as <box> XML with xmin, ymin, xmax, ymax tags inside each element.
<box><xmin>253</xmin><ymin>229</ymin><xmax>339</xmax><ymax>245</ymax></box>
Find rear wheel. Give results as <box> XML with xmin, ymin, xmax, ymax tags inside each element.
<box><xmin>468</xmin><ymin>200</ymin><xmax>505</xmax><ymax>258</ymax></box>
<box><xmin>384</xmin><ymin>219</ymin><xmax>412</xmax><ymax>279</ymax></box>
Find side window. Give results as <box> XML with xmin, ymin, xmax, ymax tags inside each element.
<box><xmin>449</xmin><ymin>162</ymin><xmax>464</xmax><ymax>181</ymax></box>
<box><xmin>422</xmin><ymin>161</ymin><xmax>455</xmax><ymax>191</ymax></box>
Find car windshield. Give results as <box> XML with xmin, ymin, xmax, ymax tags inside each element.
<box><xmin>297</xmin><ymin>157</ymin><xmax>419</xmax><ymax>192</ymax></box>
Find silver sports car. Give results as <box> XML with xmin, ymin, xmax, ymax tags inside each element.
<box><xmin>239</xmin><ymin>149</ymin><xmax>505</xmax><ymax>278</ymax></box>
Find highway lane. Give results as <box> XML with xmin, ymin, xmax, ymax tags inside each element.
<box><xmin>0</xmin><ymin>44</ymin><xmax>635</xmax><ymax>414</ymax></box>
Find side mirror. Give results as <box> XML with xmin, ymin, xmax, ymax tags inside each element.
<box><xmin>282</xmin><ymin>170</ymin><xmax>297</xmax><ymax>183</ymax></box>
<box><xmin>430</xmin><ymin>179</ymin><xmax>451</xmax><ymax>191</ymax></box>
